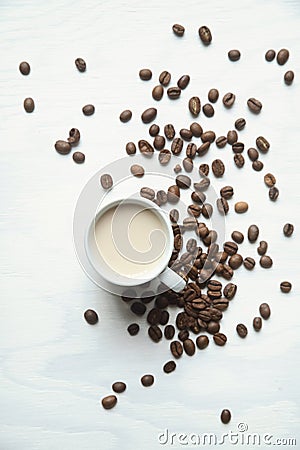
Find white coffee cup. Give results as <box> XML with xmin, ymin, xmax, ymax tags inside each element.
<box><xmin>84</xmin><ymin>197</ymin><xmax>186</xmax><ymax>292</ymax></box>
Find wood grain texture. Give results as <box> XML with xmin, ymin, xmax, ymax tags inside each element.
<box><xmin>1</xmin><ymin>0</ymin><xmax>300</xmax><ymax>449</ymax></box>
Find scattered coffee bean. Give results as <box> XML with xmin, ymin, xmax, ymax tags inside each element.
<box><xmin>127</xmin><ymin>323</ymin><xmax>140</xmax><ymax>336</ymax></box>
<box><xmin>259</xmin><ymin>303</ymin><xmax>271</xmax><ymax>320</ymax></box>
<box><xmin>216</xmin><ymin>136</ymin><xmax>227</xmax><ymax>148</ymax></box>
<box><xmin>158</xmin><ymin>149</ymin><xmax>171</xmax><ymax>165</ymax></box>
<box><xmin>141</xmin><ymin>374</ymin><xmax>154</xmax><ymax>387</ymax></box>
<box><xmin>24</xmin><ymin>97</ymin><xmax>35</xmax><ymax>113</ymax></box>
<box><xmin>82</xmin><ymin>104</ymin><xmax>95</xmax><ymax>116</ymax></box>
<box><xmin>212</xmin><ymin>159</ymin><xmax>225</xmax><ymax>177</ymax></box>
<box><xmin>168</xmin><ymin>185</ymin><xmax>180</xmax><ymax>203</ymax></box>
<box><xmin>253</xmin><ymin>317</ymin><xmax>262</xmax><ymax>331</ymax></box>
<box><xmin>167</xmin><ymin>86</ymin><xmax>181</xmax><ymax>99</ymax></box>
<box><xmin>130</xmin><ymin>164</ymin><xmax>144</xmax><ymax>178</ymax></box>
<box><xmin>221</xmin><ymin>409</ymin><xmax>231</xmax><ymax>424</ymax></box>
<box><xmin>235</xmin><ymin>118</ymin><xmax>246</xmax><ymax>131</ymax></box>
<box><xmin>284</xmin><ymin>70</ymin><xmax>294</xmax><ymax>85</ymax></box>
<box><xmin>169</xmin><ymin>209</ymin><xmax>179</xmax><ymax>223</ymax></box>
<box><xmin>256</xmin><ymin>136</ymin><xmax>270</xmax><ymax>153</ymax></box>
<box><xmin>188</xmin><ymin>204</ymin><xmax>201</xmax><ymax>217</ymax></box>
<box><xmin>183</xmin><ymin>339</ymin><xmax>196</xmax><ymax>356</ymax></box>
<box><xmin>234</xmin><ymin>201</ymin><xmax>248</xmax><ymax>213</ymax></box>
<box><xmin>149</xmin><ymin>124</ymin><xmax>160</xmax><ymax>137</ymax></box>
<box><xmin>247</xmin><ymin>147</ymin><xmax>259</xmax><ymax>161</ymax></box>
<box><xmin>151</xmin><ymin>85</ymin><xmax>163</xmax><ymax>101</ymax></box>
<box><xmin>126</xmin><ymin>142</ymin><xmax>136</xmax><ymax>155</ymax></box>
<box><xmin>227</xmin><ymin>130</ymin><xmax>238</xmax><ymax>145</ymax></box>
<box><xmin>141</xmin><ymin>107</ymin><xmax>157</xmax><ymax>124</ymax></box>
<box><xmin>172</xmin><ymin>23</ymin><xmax>185</xmax><ymax>36</ymax></box>
<box><xmin>164</xmin><ymin>324</ymin><xmax>175</xmax><ymax>340</ymax></box>
<box><xmin>131</xmin><ymin>302</ymin><xmax>146</xmax><ymax>316</ymax></box>
<box><xmin>203</xmin><ymin>103</ymin><xmax>214</xmax><ymax>117</ymax></box>
<box><xmin>252</xmin><ymin>160</ymin><xmax>264</xmax><ymax>171</ymax></box>
<box><xmin>171</xmin><ymin>137</ymin><xmax>183</xmax><ymax>155</ymax></box>
<box><xmin>159</xmin><ymin>70</ymin><xmax>171</xmax><ymax>86</ymax></box>
<box><xmin>199</xmin><ymin>164</ymin><xmax>209</xmax><ymax>176</ymax></box>
<box><xmin>189</xmin><ymin>96</ymin><xmax>201</xmax><ymax>116</ymax></box>
<box><xmin>228</xmin><ymin>49</ymin><xmax>240</xmax><ymax>61</ymax></box>
<box><xmin>160</xmin><ymin>311</ymin><xmax>170</xmax><ymax>325</ymax></box>
<box><xmin>176</xmin><ymin>174</ymin><xmax>191</xmax><ymax>189</ymax></box>
<box><xmin>68</xmin><ymin>128</ymin><xmax>81</xmax><ymax>145</ymax></box>
<box><xmin>55</xmin><ymin>140</ymin><xmax>71</xmax><ymax>155</ymax></box>
<box><xmin>100</xmin><ymin>174</ymin><xmax>113</xmax><ymax>190</ymax></box>
<box><xmin>153</xmin><ymin>135</ymin><xmax>166</xmax><ymax>150</ymax></box>
<box><xmin>174</xmin><ymin>164</ymin><xmax>182</xmax><ymax>173</ymax></box>
<box><xmin>223</xmin><ymin>283</ymin><xmax>237</xmax><ymax>300</ymax></box>
<box><xmin>265</xmin><ymin>49</ymin><xmax>276</xmax><ymax>62</ymax></box>
<box><xmin>119</xmin><ymin>109</ymin><xmax>132</xmax><ymax>123</ymax></box>
<box><xmin>260</xmin><ymin>255</ymin><xmax>273</xmax><ymax>268</ymax></box>
<box><xmin>257</xmin><ymin>241</ymin><xmax>268</xmax><ymax>256</ymax></box>
<box><xmin>196</xmin><ymin>335</ymin><xmax>209</xmax><ymax>349</ymax></box>
<box><xmin>148</xmin><ymin>325</ymin><xmax>162</xmax><ymax>342</ymax></box>
<box><xmin>164</xmin><ymin>124</ymin><xmax>175</xmax><ymax>140</ymax></box>
<box><xmin>247</xmin><ymin>98</ymin><xmax>262</xmax><ymax>114</ymax></box>
<box><xmin>170</xmin><ymin>340</ymin><xmax>183</xmax><ymax>358</ymax></box>
<box><xmin>232</xmin><ymin>142</ymin><xmax>244</xmax><ymax>153</ymax></box>
<box><xmin>223</xmin><ymin>93</ymin><xmax>236</xmax><ymax>108</ymax></box>
<box><xmin>248</xmin><ymin>225</ymin><xmax>259</xmax><ymax>243</ymax></box>
<box><xmin>138</xmin><ymin>139</ymin><xmax>154</xmax><ymax>156</ymax></box>
<box><xmin>139</xmin><ymin>68</ymin><xmax>152</xmax><ymax>80</ymax></box>
<box><xmin>19</xmin><ymin>61</ymin><xmax>30</xmax><ymax>75</ymax></box>
<box><xmin>264</xmin><ymin>173</ymin><xmax>276</xmax><ymax>187</ymax></box>
<box><xmin>231</xmin><ymin>231</ymin><xmax>244</xmax><ymax>244</ymax></box>
<box><xmin>197</xmin><ymin>141</ymin><xmax>210</xmax><ymax>156</ymax></box>
<box><xmin>190</xmin><ymin>122</ymin><xmax>203</xmax><ymax>137</ymax></box>
<box><xmin>201</xmin><ymin>131</ymin><xmax>216</xmax><ymax>143</ymax></box>
<box><xmin>147</xmin><ymin>308</ymin><xmax>162</xmax><ymax>325</ymax></box>
<box><xmin>207</xmin><ymin>321</ymin><xmax>220</xmax><ymax>334</ymax></box>
<box><xmin>186</xmin><ymin>143</ymin><xmax>197</xmax><ymax>158</ymax></box>
<box><xmin>180</xmin><ymin>128</ymin><xmax>193</xmax><ymax>141</ymax></box>
<box><xmin>186</xmin><ymin>238</ymin><xmax>197</xmax><ymax>253</ymax></box>
<box><xmin>73</xmin><ymin>152</ymin><xmax>85</xmax><ymax>164</ymax></box>
<box><xmin>84</xmin><ymin>309</ymin><xmax>98</xmax><ymax>325</ymax></box>
<box><xmin>277</xmin><ymin>48</ymin><xmax>289</xmax><ymax>65</ymax></box>
<box><xmin>243</xmin><ymin>257</ymin><xmax>255</xmax><ymax>270</ymax></box>
<box><xmin>223</xmin><ymin>241</ymin><xmax>238</xmax><ymax>255</ymax></box>
<box><xmin>194</xmin><ymin>178</ymin><xmax>210</xmax><ymax>192</ymax></box>
<box><xmin>236</xmin><ymin>323</ymin><xmax>248</xmax><ymax>338</ymax></box>
<box><xmin>213</xmin><ymin>332</ymin><xmax>227</xmax><ymax>346</ymax></box>
<box><xmin>217</xmin><ymin>198</ymin><xmax>229</xmax><ymax>215</ymax></box>
<box><xmin>178</xmin><ymin>330</ymin><xmax>190</xmax><ymax>342</ymax></box>
<box><xmin>283</xmin><ymin>223</ymin><xmax>294</xmax><ymax>237</ymax></box>
<box><xmin>229</xmin><ymin>254</ymin><xmax>243</xmax><ymax>270</ymax></box>
<box><xmin>112</xmin><ymin>382</ymin><xmax>126</xmax><ymax>393</ymax></box>
<box><xmin>269</xmin><ymin>186</ymin><xmax>279</xmax><ymax>201</ymax></box>
<box><xmin>177</xmin><ymin>74</ymin><xmax>190</xmax><ymax>89</ymax></box>
<box><xmin>183</xmin><ymin>157</ymin><xmax>193</xmax><ymax>172</ymax></box>
<box><xmin>140</xmin><ymin>187</ymin><xmax>155</xmax><ymax>201</ymax></box>
<box><xmin>163</xmin><ymin>360</ymin><xmax>176</xmax><ymax>373</ymax></box>
<box><xmin>202</xmin><ymin>203</ymin><xmax>213</xmax><ymax>218</ymax></box>
<box><xmin>191</xmin><ymin>190</ymin><xmax>206</xmax><ymax>204</ymax></box>
<box><xmin>101</xmin><ymin>395</ymin><xmax>117</xmax><ymax>410</ymax></box>
<box><xmin>75</xmin><ymin>57</ymin><xmax>86</xmax><ymax>72</ymax></box>
<box><xmin>234</xmin><ymin>154</ymin><xmax>245</xmax><ymax>168</ymax></box>
<box><xmin>220</xmin><ymin>186</ymin><xmax>234</xmax><ymax>199</ymax></box>
<box><xmin>208</xmin><ymin>88</ymin><xmax>219</xmax><ymax>103</ymax></box>
<box><xmin>280</xmin><ymin>281</ymin><xmax>292</xmax><ymax>293</ymax></box>
<box><xmin>198</xmin><ymin>26</ymin><xmax>212</xmax><ymax>45</ymax></box>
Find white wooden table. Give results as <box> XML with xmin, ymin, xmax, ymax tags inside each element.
<box><xmin>1</xmin><ymin>0</ymin><xmax>300</xmax><ymax>449</ymax></box>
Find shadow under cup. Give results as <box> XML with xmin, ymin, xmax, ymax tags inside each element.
<box><xmin>85</xmin><ymin>198</ymin><xmax>173</xmax><ymax>287</ymax></box>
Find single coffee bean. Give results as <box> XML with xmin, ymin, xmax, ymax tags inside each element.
<box><xmin>236</xmin><ymin>323</ymin><xmax>248</xmax><ymax>338</ymax></box>
<box><xmin>284</xmin><ymin>70</ymin><xmax>294</xmax><ymax>85</ymax></box>
<box><xmin>269</xmin><ymin>186</ymin><xmax>279</xmax><ymax>201</ymax></box>
<box><xmin>126</xmin><ymin>142</ymin><xmax>136</xmax><ymax>155</ymax></box>
<box><xmin>167</xmin><ymin>185</ymin><xmax>180</xmax><ymax>203</ymax></box>
<box><xmin>256</xmin><ymin>136</ymin><xmax>270</xmax><ymax>153</ymax></box>
<box><xmin>223</xmin><ymin>92</ymin><xmax>236</xmax><ymax>108</ymax></box>
<box><xmin>280</xmin><ymin>281</ymin><xmax>292</xmax><ymax>293</ymax></box>
<box><xmin>171</xmin><ymin>137</ymin><xmax>183</xmax><ymax>155</ymax></box>
<box><xmin>247</xmin><ymin>98</ymin><xmax>262</xmax><ymax>114</ymax></box>
<box><xmin>213</xmin><ymin>332</ymin><xmax>227</xmax><ymax>346</ymax></box>
<box><xmin>130</xmin><ymin>164</ymin><xmax>144</xmax><ymax>178</ymax></box>
<box><xmin>252</xmin><ymin>160</ymin><xmax>264</xmax><ymax>171</ymax></box>
<box><xmin>183</xmin><ymin>157</ymin><xmax>193</xmax><ymax>172</ymax></box>
<box><xmin>199</xmin><ymin>163</ymin><xmax>209</xmax><ymax>176</ymax></box>
<box><xmin>163</xmin><ymin>360</ymin><xmax>176</xmax><ymax>373</ymax></box>
<box><xmin>186</xmin><ymin>238</ymin><xmax>197</xmax><ymax>253</ymax></box>
<box><xmin>167</xmin><ymin>86</ymin><xmax>181</xmax><ymax>99</ymax></box>
<box><xmin>277</xmin><ymin>48</ymin><xmax>289</xmax><ymax>65</ymax></box>
<box><xmin>159</xmin><ymin>310</ymin><xmax>169</xmax><ymax>325</ymax></box>
<box><xmin>265</xmin><ymin>49</ymin><xmax>276</xmax><ymax>62</ymax></box>
<box><xmin>152</xmin><ymin>85</ymin><xmax>164</xmax><ymax>101</ymax></box>
<box><xmin>24</xmin><ymin>97</ymin><xmax>35</xmax><ymax>113</ymax></box>
<box><xmin>223</xmin><ymin>283</ymin><xmax>237</xmax><ymax>300</ymax></box>
<box><xmin>141</xmin><ymin>107</ymin><xmax>157</xmax><ymax>124</ymax></box>
<box><xmin>55</xmin><ymin>140</ymin><xmax>71</xmax><ymax>155</ymax></box>
<box><xmin>172</xmin><ymin>23</ymin><xmax>185</xmax><ymax>36</ymax></box>
<box><xmin>180</xmin><ymin>128</ymin><xmax>193</xmax><ymax>141</ymax></box>
<box><xmin>141</xmin><ymin>374</ymin><xmax>154</xmax><ymax>387</ymax></box>
<box><xmin>170</xmin><ymin>340</ymin><xmax>183</xmax><ymax>358</ymax></box>
<box><xmin>203</xmin><ymin>103</ymin><xmax>214</xmax><ymax>117</ymax></box>
<box><xmin>194</xmin><ymin>178</ymin><xmax>210</xmax><ymax>191</ymax></box>
<box><xmin>227</xmin><ymin>130</ymin><xmax>238</xmax><ymax>145</ymax></box>
<box><xmin>73</xmin><ymin>152</ymin><xmax>85</xmax><ymax>164</ymax></box>
<box><xmin>231</xmin><ymin>231</ymin><xmax>244</xmax><ymax>244</ymax></box>
<box><xmin>201</xmin><ymin>131</ymin><xmax>216</xmax><ymax>143</ymax></box>
<box><xmin>260</xmin><ymin>255</ymin><xmax>273</xmax><ymax>268</ymax></box>
<box><xmin>201</xmin><ymin>203</ymin><xmax>213</xmax><ymax>219</ymax></box>
<box><xmin>189</xmin><ymin>96</ymin><xmax>201</xmax><ymax>116</ymax></box>
<box><xmin>257</xmin><ymin>241</ymin><xmax>268</xmax><ymax>255</ymax></box>
<box><xmin>183</xmin><ymin>216</ymin><xmax>198</xmax><ymax>230</ymax></box>
<box><xmin>191</xmin><ymin>190</ymin><xmax>206</xmax><ymax>204</ymax></box>
<box><xmin>196</xmin><ymin>335</ymin><xmax>209</xmax><ymax>349</ymax></box>
<box><xmin>131</xmin><ymin>302</ymin><xmax>146</xmax><ymax>316</ymax></box>
<box><xmin>248</xmin><ymin>225</ymin><xmax>259</xmax><ymax>243</ymax></box>
<box><xmin>169</xmin><ymin>209</ymin><xmax>179</xmax><ymax>223</ymax></box>
<box><xmin>186</xmin><ymin>143</ymin><xmax>197</xmax><ymax>159</ymax></box>
<box><xmin>149</xmin><ymin>124</ymin><xmax>160</xmax><ymax>137</ymax></box>
<box><xmin>68</xmin><ymin>127</ymin><xmax>81</xmax><ymax>145</ymax></box>
<box><xmin>147</xmin><ymin>308</ymin><xmax>162</xmax><ymax>325</ymax></box>
<box><xmin>259</xmin><ymin>303</ymin><xmax>271</xmax><ymax>320</ymax></box>
<box><xmin>229</xmin><ymin>254</ymin><xmax>243</xmax><ymax>270</ymax></box>
<box><xmin>197</xmin><ymin>142</ymin><xmax>210</xmax><ymax>156</ymax></box>
<box><xmin>139</xmin><ymin>68</ymin><xmax>152</xmax><ymax>80</ymax></box>
<box><xmin>221</xmin><ymin>409</ymin><xmax>231</xmax><ymax>424</ymax></box>
<box><xmin>84</xmin><ymin>309</ymin><xmax>98</xmax><ymax>325</ymax></box>
<box><xmin>283</xmin><ymin>223</ymin><xmax>294</xmax><ymax>237</ymax></box>
<box><xmin>176</xmin><ymin>174</ymin><xmax>191</xmax><ymax>189</ymax></box>
<box><xmin>223</xmin><ymin>241</ymin><xmax>238</xmax><ymax>255</ymax></box>
<box><xmin>127</xmin><ymin>323</ymin><xmax>139</xmax><ymax>336</ymax></box>
<box><xmin>183</xmin><ymin>338</ymin><xmax>196</xmax><ymax>356</ymax></box>
<box><xmin>164</xmin><ymin>124</ymin><xmax>175</xmax><ymax>140</ymax></box>
<box><xmin>75</xmin><ymin>57</ymin><xmax>86</xmax><ymax>72</ymax></box>
<box><xmin>243</xmin><ymin>257</ymin><xmax>255</xmax><ymax>270</ymax></box>
<box><xmin>153</xmin><ymin>135</ymin><xmax>165</xmax><ymax>150</ymax></box>
<box><xmin>119</xmin><ymin>109</ymin><xmax>132</xmax><ymax>123</ymax></box>
<box><xmin>112</xmin><ymin>382</ymin><xmax>126</xmax><ymax>393</ymax></box>
<box><xmin>253</xmin><ymin>316</ymin><xmax>262</xmax><ymax>331</ymax></box>
<box><xmin>190</xmin><ymin>122</ymin><xmax>203</xmax><ymax>137</ymax></box>
<box><xmin>178</xmin><ymin>330</ymin><xmax>190</xmax><ymax>342</ymax></box>
<box><xmin>188</xmin><ymin>204</ymin><xmax>201</xmax><ymax>218</ymax></box>
<box><xmin>208</xmin><ymin>88</ymin><xmax>219</xmax><ymax>103</ymax></box>
<box><xmin>264</xmin><ymin>173</ymin><xmax>276</xmax><ymax>187</ymax></box>
<box><xmin>177</xmin><ymin>74</ymin><xmax>190</xmax><ymax>89</ymax></box>
<box><xmin>148</xmin><ymin>325</ymin><xmax>162</xmax><ymax>342</ymax></box>
<box><xmin>82</xmin><ymin>104</ymin><xmax>95</xmax><ymax>116</ymax></box>
<box><xmin>100</xmin><ymin>174</ymin><xmax>113</xmax><ymax>189</ymax></box>
<box><xmin>101</xmin><ymin>395</ymin><xmax>117</xmax><ymax>410</ymax></box>
<box><xmin>198</xmin><ymin>26</ymin><xmax>212</xmax><ymax>45</ymax></box>
<box><xmin>235</xmin><ymin>118</ymin><xmax>246</xmax><ymax>131</ymax></box>
<box><xmin>164</xmin><ymin>324</ymin><xmax>175</xmax><ymax>340</ymax></box>
<box><xmin>217</xmin><ymin>198</ymin><xmax>229</xmax><ymax>215</ymax></box>
<box><xmin>138</xmin><ymin>140</ymin><xmax>154</xmax><ymax>156</ymax></box>
<box><xmin>220</xmin><ymin>186</ymin><xmax>234</xmax><ymax>200</ymax></box>
<box><xmin>216</xmin><ymin>136</ymin><xmax>227</xmax><ymax>148</ymax></box>
<box><xmin>234</xmin><ymin>201</ymin><xmax>248</xmax><ymax>213</ymax></box>
<box><xmin>159</xmin><ymin>70</ymin><xmax>171</xmax><ymax>86</ymax></box>
<box><xmin>228</xmin><ymin>49</ymin><xmax>241</xmax><ymax>61</ymax></box>
<box><xmin>158</xmin><ymin>149</ymin><xmax>171</xmax><ymax>165</ymax></box>
<box><xmin>207</xmin><ymin>321</ymin><xmax>220</xmax><ymax>334</ymax></box>
<box><xmin>247</xmin><ymin>147</ymin><xmax>259</xmax><ymax>161</ymax></box>
<box><xmin>234</xmin><ymin>154</ymin><xmax>245</xmax><ymax>168</ymax></box>
<box><xmin>232</xmin><ymin>142</ymin><xmax>244</xmax><ymax>153</ymax></box>
<box><xmin>212</xmin><ymin>159</ymin><xmax>225</xmax><ymax>177</ymax></box>
<box><xmin>140</xmin><ymin>187</ymin><xmax>155</xmax><ymax>201</ymax></box>
<box><xmin>19</xmin><ymin>61</ymin><xmax>30</xmax><ymax>75</ymax></box>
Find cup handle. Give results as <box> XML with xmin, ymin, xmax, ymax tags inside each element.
<box><xmin>158</xmin><ymin>267</ymin><xmax>186</xmax><ymax>293</ymax></box>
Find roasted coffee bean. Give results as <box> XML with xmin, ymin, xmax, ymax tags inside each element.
<box><xmin>176</xmin><ymin>174</ymin><xmax>191</xmax><ymax>189</ymax></box>
<box><xmin>284</xmin><ymin>70</ymin><xmax>294</xmax><ymax>85</ymax></box>
<box><xmin>84</xmin><ymin>309</ymin><xmax>98</xmax><ymax>325</ymax></box>
<box><xmin>208</xmin><ymin>88</ymin><xmax>219</xmax><ymax>103</ymax></box>
<box><xmin>130</xmin><ymin>164</ymin><xmax>144</xmax><ymax>178</ymax></box>
<box><xmin>212</xmin><ymin>298</ymin><xmax>229</xmax><ymax>311</ymax></box>
<box><xmin>141</xmin><ymin>107</ymin><xmax>157</xmax><ymax>124</ymax></box>
<box><xmin>19</xmin><ymin>61</ymin><xmax>30</xmax><ymax>75</ymax></box>
<box><xmin>73</xmin><ymin>152</ymin><xmax>85</xmax><ymax>164</ymax></box>
<box><xmin>221</xmin><ymin>264</ymin><xmax>233</xmax><ymax>280</ymax></box>
<box><xmin>100</xmin><ymin>174</ymin><xmax>113</xmax><ymax>190</ymax></box>
<box><xmin>169</xmin><ymin>209</ymin><xmax>179</xmax><ymax>223</ymax></box>
<box><xmin>170</xmin><ymin>340</ymin><xmax>183</xmax><ymax>358</ymax></box>
<box><xmin>127</xmin><ymin>323</ymin><xmax>140</xmax><ymax>336</ymax></box>
<box><xmin>141</xmin><ymin>374</ymin><xmax>154</xmax><ymax>387</ymax></box>
<box><xmin>140</xmin><ymin>187</ymin><xmax>155</xmax><ymax>200</ymax></box>
<box><xmin>256</xmin><ymin>136</ymin><xmax>270</xmax><ymax>153</ymax></box>
<box><xmin>277</xmin><ymin>48</ymin><xmax>289</xmax><ymax>65</ymax></box>
<box><xmin>259</xmin><ymin>303</ymin><xmax>271</xmax><ymax>320</ymax></box>
<box><xmin>212</xmin><ymin>159</ymin><xmax>225</xmax><ymax>177</ymax></box>
<box><xmin>283</xmin><ymin>223</ymin><xmax>294</xmax><ymax>237</ymax></box>
<box><xmin>190</xmin><ymin>122</ymin><xmax>203</xmax><ymax>137</ymax></box>
<box><xmin>252</xmin><ymin>160</ymin><xmax>264</xmax><ymax>171</ymax></box>
<box><xmin>188</xmin><ymin>204</ymin><xmax>201</xmax><ymax>218</ymax></box>
<box><xmin>231</xmin><ymin>231</ymin><xmax>244</xmax><ymax>244</ymax></box>
<box><xmin>236</xmin><ymin>323</ymin><xmax>248</xmax><ymax>338</ymax></box>
<box><xmin>164</xmin><ymin>325</ymin><xmax>175</xmax><ymax>340</ymax></box>
<box><xmin>198</xmin><ymin>26</ymin><xmax>212</xmax><ymax>45</ymax></box>
<box><xmin>194</xmin><ymin>178</ymin><xmax>210</xmax><ymax>191</ymax></box>
<box><xmin>223</xmin><ymin>92</ymin><xmax>235</xmax><ymax>108</ymax></box>
<box><xmin>207</xmin><ymin>321</ymin><xmax>220</xmax><ymax>334</ymax></box>
<box><xmin>126</xmin><ymin>142</ymin><xmax>136</xmax><ymax>155</ymax></box>
<box><xmin>131</xmin><ymin>302</ymin><xmax>146</xmax><ymax>316</ymax></box>
<box><xmin>180</xmin><ymin>128</ymin><xmax>193</xmax><ymax>141</ymax></box>
<box><xmin>264</xmin><ymin>173</ymin><xmax>276</xmax><ymax>187</ymax></box>
<box><xmin>234</xmin><ymin>201</ymin><xmax>248</xmax><ymax>213</ymax></box>
<box><xmin>177</xmin><ymin>74</ymin><xmax>190</xmax><ymax>89</ymax></box>
<box><xmin>102</xmin><ymin>395</ymin><xmax>117</xmax><ymax>410</ymax></box>
<box><xmin>139</xmin><ymin>68</ymin><xmax>152</xmax><ymax>80</ymax></box>
<box><xmin>149</xmin><ymin>124</ymin><xmax>160</xmax><ymax>137</ymax></box>
<box><xmin>138</xmin><ymin>140</ymin><xmax>154</xmax><ymax>156</ymax></box>
<box><xmin>220</xmin><ymin>186</ymin><xmax>234</xmax><ymax>200</ymax></box>
<box><xmin>148</xmin><ymin>325</ymin><xmax>162</xmax><ymax>342</ymax></box>
<box><xmin>191</xmin><ymin>191</ymin><xmax>206</xmax><ymax>204</ymax></box>
<box><xmin>223</xmin><ymin>241</ymin><xmax>238</xmax><ymax>255</ymax></box>
<box><xmin>207</xmin><ymin>280</ymin><xmax>222</xmax><ymax>291</ymax></box>
<box><xmin>82</xmin><ymin>104</ymin><xmax>95</xmax><ymax>116</ymax></box>
<box><xmin>217</xmin><ymin>198</ymin><xmax>229</xmax><ymax>215</ymax></box>
<box><xmin>119</xmin><ymin>109</ymin><xmax>132</xmax><ymax>123</ymax></box>
<box><xmin>163</xmin><ymin>360</ymin><xmax>176</xmax><ymax>373</ymax></box>
<box><xmin>197</xmin><ymin>142</ymin><xmax>210</xmax><ymax>156</ymax></box>
<box><xmin>68</xmin><ymin>127</ymin><xmax>81</xmax><ymax>145</ymax></box>
<box><xmin>24</xmin><ymin>97</ymin><xmax>35</xmax><ymax>113</ymax></box>
<box><xmin>171</xmin><ymin>137</ymin><xmax>183</xmax><ymax>155</ymax></box>
<box><xmin>248</xmin><ymin>225</ymin><xmax>259</xmax><ymax>242</ymax></box>
<box><xmin>183</xmin><ymin>157</ymin><xmax>193</xmax><ymax>172</ymax></box>
<box><xmin>280</xmin><ymin>281</ymin><xmax>292</xmax><ymax>293</ymax></box>
<box><xmin>199</xmin><ymin>164</ymin><xmax>209</xmax><ymax>176</ymax></box>
<box><xmin>243</xmin><ymin>257</ymin><xmax>255</xmax><ymax>270</ymax></box>
<box><xmin>260</xmin><ymin>255</ymin><xmax>273</xmax><ymax>268</ymax></box>
<box><xmin>203</xmin><ymin>103</ymin><xmax>214</xmax><ymax>117</ymax></box>
<box><xmin>167</xmin><ymin>86</ymin><xmax>181</xmax><ymax>99</ymax></box>
<box><xmin>247</xmin><ymin>147</ymin><xmax>259</xmax><ymax>161</ymax></box>
<box><xmin>159</xmin><ymin>310</ymin><xmax>170</xmax><ymax>326</ymax></box>
<box><xmin>158</xmin><ymin>149</ymin><xmax>171</xmax><ymax>165</ymax></box>
<box><xmin>147</xmin><ymin>308</ymin><xmax>162</xmax><ymax>325</ymax></box>
<box><xmin>186</xmin><ymin>238</ymin><xmax>197</xmax><ymax>254</ymax></box>
<box><xmin>152</xmin><ymin>85</ymin><xmax>164</xmax><ymax>101</ymax></box>
<box><xmin>247</xmin><ymin>98</ymin><xmax>262</xmax><ymax>114</ymax></box>
<box><xmin>227</xmin><ymin>130</ymin><xmax>238</xmax><ymax>145</ymax></box>
<box><xmin>172</xmin><ymin>23</ymin><xmax>185</xmax><ymax>36</ymax></box>
<box><xmin>183</xmin><ymin>216</ymin><xmax>198</xmax><ymax>230</ymax></box>
<box><xmin>55</xmin><ymin>140</ymin><xmax>71</xmax><ymax>155</ymax></box>
<box><xmin>228</xmin><ymin>49</ymin><xmax>240</xmax><ymax>61</ymax></box>
<box><xmin>228</xmin><ymin>254</ymin><xmax>243</xmax><ymax>270</ymax></box>
<box><xmin>253</xmin><ymin>316</ymin><xmax>262</xmax><ymax>331</ymax></box>
<box><xmin>234</xmin><ymin>154</ymin><xmax>245</xmax><ymax>168</ymax></box>
<box><xmin>257</xmin><ymin>241</ymin><xmax>268</xmax><ymax>256</ymax></box>
<box><xmin>269</xmin><ymin>186</ymin><xmax>279</xmax><ymax>201</ymax></box>
<box><xmin>265</xmin><ymin>49</ymin><xmax>276</xmax><ymax>62</ymax></box>
<box><xmin>75</xmin><ymin>58</ymin><xmax>86</xmax><ymax>72</ymax></box>
<box><xmin>189</xmin><ymin>96</ymin><xmax>201</xmax><ymax>116</ymax></box>
<box><xmin>164</xmin><ymin>124</ymin><xmax>175</xmax><ymax>140</ymax></box>
<box><xmin>202</xmin><ymin>203</ymin><xmax>213</xmax><ymax>219</ymax></box>
<box><xmin>201</xmin><ymin>131</ymin><xmax>216</xmax><ymax>143</ymax></box>
<box><xmin>183</xmin><ymin>338</ymin><xmax>196</xmax><ymax>356</ymax></box>
<box><xmin>153</xmin><ymin>135</ymin><xmax>165</xmax><ymax>150</ymax></box>
<box><xmin>232</xmin><ymin>142</ymin><xmax>244</xmax><ymax>153</ymax></box>
<box><xmin>221</xmin><ymin>409</ymin><xmax>231</xmax><ymax>424</ymax></box>
<box><xmin>223</xmin><ymin>283</ymin><xmax>237</xmax><ymax>300</ymax></box>
<box><xmin>111</xmin><ymin>381</ymin><xmax>126</xmax><ymax>394</ymax></box>
<box><xmin>159</xmin><ymin>70</ymin><xmax>171</xmax><ymax>86</ymax></box>
<box><xmin>186</xmin><ymin>143</ymin><xmax>197</xmax><ymax>159</ymax></box>
<box><xmin>196</xmin><ymin>335</ymin><xmax>209</xmax><ymax>349</ymax></box>
<box><xmin>216</xmin><ymin>136</ymin><xmax>227</xmax><ymax>148</ymax></box>
<box><xmin>168</xmin><ymin>185</ymin><xmax>180</xmax><ymax>203</ymax></box>
<box><xmin>178</xmin><ymin>330</ymin><xmax>189</xmax><ymax>342</ymax></box>
<box><xmin>213</xmin><ymin>332</ymin><xmax>227</xmax><ymax>346</ymax></box>
<box><xmin>235</xmin><ymin>118</ymin><xmax>246</xmax><ymax>131</ymax></box>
